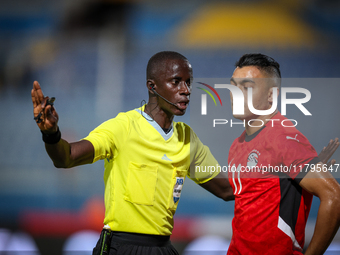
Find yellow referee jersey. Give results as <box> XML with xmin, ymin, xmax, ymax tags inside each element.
<box><xmin>83</xmin><ymin>106</ymin><xmax>219</xmax><ymax>235</ymax></box>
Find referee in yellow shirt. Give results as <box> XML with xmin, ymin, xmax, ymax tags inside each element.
<box><xmin>31</xmin><ymin>51</ymin><xmax>234</xmax><ymax>255</ymax></box>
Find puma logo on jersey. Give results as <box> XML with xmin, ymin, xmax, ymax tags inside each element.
<box><xmin>161</xmin><ymin>154</ymin><xmax>172</xmax><ymax>161</ymax></box>
<box><xmin>286</xmin><ymin>134</ymin><xmax>299</xmax><ymax>142</ymax></box>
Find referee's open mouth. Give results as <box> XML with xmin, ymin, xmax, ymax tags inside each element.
<box><xmin>177</xmin><ymin>100</ymin><xmax>189</xmax><ymax>110</ymax></box>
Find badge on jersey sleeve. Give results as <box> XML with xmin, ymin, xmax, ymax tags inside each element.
<box><xmin>173</xmin><ymin>177</ymin><xmax>184</xmax><ymax>203</ymax></box>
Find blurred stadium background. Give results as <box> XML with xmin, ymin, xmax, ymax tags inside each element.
<box><xmin>0</xmin><ymin>0</ymin><xmax>340</xmax><ymax>254</ymax></box>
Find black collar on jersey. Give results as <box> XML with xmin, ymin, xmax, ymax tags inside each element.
<box><xmin>245</xmin><ymin>125</ymin><xmax>266</xmax><ymax>142</ymax></box>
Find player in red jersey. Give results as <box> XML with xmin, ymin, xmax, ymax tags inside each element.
<box><xmin>227</xmin><ymin>53</ymin><xmax>340</xmax><ymax>255</ymax></box>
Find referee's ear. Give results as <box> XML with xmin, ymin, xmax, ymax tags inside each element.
<box><xmin>147</xmin><ymin>79</ymin><xmax>156</xmax><ymax>93</ymax></box>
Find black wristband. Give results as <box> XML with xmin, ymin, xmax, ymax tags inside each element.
<box><xmin>41</xmin><ymin>127</ymin><xmax>61</xmax><ymax>144</ymax></box>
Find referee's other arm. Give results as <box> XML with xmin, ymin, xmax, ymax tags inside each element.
<box><xmin>200</xmin><ymin>172</ymin><xmax>235</xmax><ymax>201</ymax></box>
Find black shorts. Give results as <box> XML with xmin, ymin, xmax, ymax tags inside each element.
<box><xmin>93</xmin><ymin>230</ymin><xmax>179</xmax><ymax>255</ymax></box>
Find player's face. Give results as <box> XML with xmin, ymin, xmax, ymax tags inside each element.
<box><xmin>230</xmin><ymin>66</ymin><xmax>273</xmax><ymax>120</ymax></box>
<box><xmin>154</xmin><ymin>59</ymin><xmax>192</xmax><ymax>116</ymax></box>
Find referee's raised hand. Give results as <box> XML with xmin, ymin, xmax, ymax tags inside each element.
<box><xmin>31</xmin><ymin>81</ymin><xmax>59</xmax><ymax>133</ymax></box>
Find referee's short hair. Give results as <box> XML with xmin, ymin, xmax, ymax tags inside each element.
<box><xmin>147</xmin><ymin>51</ymin><xmax>188</xmax><ymax>80</ymax></box>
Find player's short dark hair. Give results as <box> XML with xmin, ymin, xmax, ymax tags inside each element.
<box><xmin>235</xmin><ymin>53</ymin><xmax>281</xmax><ymax>79</ymax></box>
<box><xmin>147</xmin><ymin>51</ymin><xmax>188</xmax><ymax>80</ymax></box>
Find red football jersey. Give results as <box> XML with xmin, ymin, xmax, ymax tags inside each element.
<box><xmin>227</xmin><ymin>112</ymin><xmax>319</xmax><ymax>255</ymax></box>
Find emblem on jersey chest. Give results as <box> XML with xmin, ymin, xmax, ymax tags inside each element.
<box><xmin>247</xmin><ymin>149</ymin><xmax>260</xmax><ymax>168</ymax></box>
<box><xmin>173</xmin><ymin>177</ymin><xmax>184</xmax><ymax>203</ymax></box>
